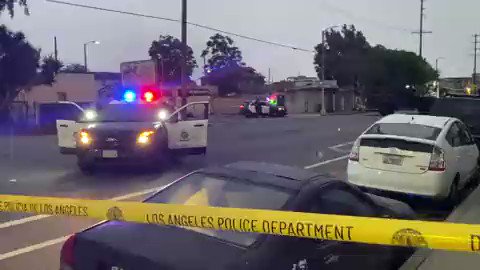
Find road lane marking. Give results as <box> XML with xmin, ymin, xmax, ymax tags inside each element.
<box><xmin>328</xmin><ymin>141</ymin><xmax>354</xmax><ymax>153</ymax></box>
<box><xmin>0</xmin><ymin>235</ymin><xmax>70</xmax><ymax>261</ymax></box>
<box><xmin>0</xmin><ymin>215</ymin><xmax>49</xmax><ymax>229</ymax></box>
<box><xmin>0</xmin><ymin>186</ymin><xmax>162</xmax><ymax>230</ymax></box>
<box><xmin>304</xmin><ymin>155</ymin><xmax>349</xmax><ymax>170</ymax></box>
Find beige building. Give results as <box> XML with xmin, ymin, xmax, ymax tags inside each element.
<box><xmin>15</xmin><ymin>72</ymin><xmax>121</xmax><ymax>119</ymax></box>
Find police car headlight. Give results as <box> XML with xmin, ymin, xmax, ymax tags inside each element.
<box><xmin>158</xmin><ymin>110</ymin><xmax>169</xmax><ymax>121</ymax></box>
<box><xmin>137</xmin><ymin>131</ymin><xmax>155</xmax><ymax>145</ymax></box>
<box><xmin>84</xmin><ymin>110</ymin><xmax>97</xmax><ymax>121</ymax></box>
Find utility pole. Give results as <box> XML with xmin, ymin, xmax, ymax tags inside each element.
<box><xmin>435</xmin><ymin>57</ymin><xmax>444</xmax><ymax>98</ymax></box>
<box><xmin>268</xmin><ymin>68</ymin><xmax>271</xmax><ymax>84</ymax></box>
<box><xmin>180</xmin><ymin>0</ymin><xmax>188</xmax><ymax>107</ymax></box>
<box><xmin>54</xmin><ymin>36</ymin><xmax>58</xmax><ymax>61</ymax></box>
<box><xmin>412</xmin><ymin>0</ymin><xmax>432</xmax><ymax>58</ymax></box>
<box><xmin>321</xmin><ymin>30</ymin><xmax>326</xmax><ymax>115</ymax></box>
<box><xmin>474</xmin><ymin>34</ymin><xmax>479</xmax><ymax>87</ymax></box>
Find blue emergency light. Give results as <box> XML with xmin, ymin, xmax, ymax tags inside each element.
<box><xmin>123</xmin><ymin>90</ymin><xmax>136</xmax><ymax>103</ymax></box>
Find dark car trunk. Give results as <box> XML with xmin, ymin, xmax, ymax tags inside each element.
<box><xmin>73</xmin><ymin>222</ymin><xmax>246</xmax><ymax>270</ymax></box>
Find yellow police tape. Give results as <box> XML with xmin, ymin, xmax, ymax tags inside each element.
<box><xmin>1</xmin><ymin>194</ymin><xmax>480</xmax><ymax>252</ymax></box>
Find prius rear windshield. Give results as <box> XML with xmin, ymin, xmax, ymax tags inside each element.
<box><xmin>366</xmin><ymin>123</ymin><xmax>442</xmax><ymax>141</ymax></box>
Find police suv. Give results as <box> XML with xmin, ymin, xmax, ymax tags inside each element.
<box><xmin>56</xmin><ymin>89</ymin><xmax>209</xmax><ymax>173</ymax></box>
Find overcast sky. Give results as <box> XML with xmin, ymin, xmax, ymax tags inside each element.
<box><xmin>1</xmin><ymin>0</ymin><xmax>478</xmax><ymax>81</ymax></box>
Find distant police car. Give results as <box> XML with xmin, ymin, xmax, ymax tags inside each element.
<box><xmin>241</xmin><ymin>94</ymin><xmax>287</xmax><ymax>118</ymax></box>
<box><xmin>56</xmin><ymin>88</ymin><xmax>209</xmax><ymax>173</ymax></box>
<box><xmin>59</xmin><ymin>162</ymin><xmax>414</xmax><ymax>270</ymax></box>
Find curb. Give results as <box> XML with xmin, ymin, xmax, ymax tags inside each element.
<box><xmin>400</xmin><ymin>182</ymin><xmax>480</xmax><ymax>270</ymax></box>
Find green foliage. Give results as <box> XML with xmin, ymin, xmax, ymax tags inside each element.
<box><xmin>201</xmin><ymin>33</ymin><xmax>243</xmax><ymax>71</ymax></box>
<box><xmin>313</xmin><ymin>24</ymin><xmax>437</xmax><ymax>106</ymax></box>
<box><xmin>0</xmin><ymin>25</ymin><xmax>39</xmax><ymax>111</ymax></box>
<box><xmin>61</xmin><ymin>63</ymin><xmax>88</xmax><ymax>73</ymax></box>
<box><xmin>201</xmin><ymin>33</ymin><xmax>263</xmax><ymax>96</ymax></box>
<box><xmin>0</xmin><ymin>0</ymin><xmax>28</xmax><ymax>17</ymax></box>
<box><xmin>148</xmin><ymin>35</ymin><xmax>197</xmax><ymax>84</ymax></box>
<box><xmin>314</xmin><ymin>25</ymin><xmax>370</xmax><ymax>87</ymax></box>
<box><xmin>39</xmin><ymin>55</ymin><xmax>63</xmax><ymax>85</ymax></box>
<box><xmin>0</xmin><ymin>25</ymin><xmax>63</xmax><ymax>122</ymax></box>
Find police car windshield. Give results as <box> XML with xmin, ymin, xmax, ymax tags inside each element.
<box><xmin>148</xmin><ymin>173</ymin><xmax>292</xmax><ymax>246</ymax></box>
<box><xmin>89</xmin><ymin>104</ymin><xmax>160</xmax><ymax>122</ymax></box>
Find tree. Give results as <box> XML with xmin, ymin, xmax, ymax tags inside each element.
<box><xmin>61</xmin><ymin>64</ymin><xmax>88</xmax><ymax>73</ymax></box>
<box><xmin>39</xmin><ymin>55</ymin><xmax>63</xmax><ymax>85</ymax></box>
<box><xmin>314</xmin><ymin>24</ymin><xmax>370</xmax><ymax>87</ymax></box>
<box><xmin>0</xmin><ymin>0</ymin><xmax>28</xmax><ymax>17</ymax></box>
<box><xmin>362</xmin><ymin>46</ymin><xmax>437</xmax><ymax>109</ymax></box>
<box><xmin>0</xmin><ymin>25</ymin><xmax>39</xmax><ymax>122</ymax></box>
<box><xmin>0</xmin><ymin>25</ymin><xmax>61</xmax><ymax>122</ymax></box>
<box><xmin>313</xmin><ymin>24</ymin><xmax>437</xmax><ymax>108</ymax></box>
<box><xmin>201</xmin><ymin>34</ymin><xmax>263</xmax><ymax>95</ymax></box>
<box><xmin>148</xmin><ymin>35</ymin><xmax>197</xmax><ymax>84</ymax></box>
<box><xmin>201</xmin><ymin>33</ymin><xmax>243</xmax><ymax>71</ymax></box>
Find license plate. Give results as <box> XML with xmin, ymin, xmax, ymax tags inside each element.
<box><xmin>382</xmin><ymin>155</ymin><xmax>403</xmax><ymax>166</ymax></box>
<box><xmin>102</xmin><ymin>150</ymin><xmax>118</xmax><ymax>158</ymax></box>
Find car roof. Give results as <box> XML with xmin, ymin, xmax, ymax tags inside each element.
<box><xmin>200</xmin><ymin>161</ymin><xmax>329</xmax><ymax>191</ymax></box>
<box><xmin>377</xmin><ymin>114</ymin><xmax>454</xmax><ymax>129</ymax></box>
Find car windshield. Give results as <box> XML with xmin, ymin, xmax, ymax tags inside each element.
<box><xmin>366</xmin><ymin>123</ymin><xmax>442</xmax><ymax>140</ymax></box>
<box><xmin>148</xmin><ymin>173</ymin><xmax>292</xmax><ymax>246</ymax></box>
<box><xmin>85</xmin><ymin>104</ymin><xmax>162</xmax><ymax>122</ymax></box>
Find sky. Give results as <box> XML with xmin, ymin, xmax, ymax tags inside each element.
<box><xmin>1</xmin><ymin>0</ymin><xmax>478</xmax><ymax>81</ymax></box>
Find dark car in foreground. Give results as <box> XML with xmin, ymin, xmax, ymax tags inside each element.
<box><xmin>60</xmin><ymin>162</ymin><xmax>414</xmax><ymax>270</ymax></box>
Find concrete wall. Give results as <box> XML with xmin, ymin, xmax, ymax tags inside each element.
<box><xmin>285</xmin><ymin>89</ymin><xmax>354</xmax><ymax>114</ymax></box>
<box><xmin>23</xmin><ymin>73</ymin><xmax>98</xmax><ymax>106</ymax></box>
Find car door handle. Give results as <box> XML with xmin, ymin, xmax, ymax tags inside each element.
<box><xmin>59</xmin><ymin>124</ymin><xmax>68</xmax><ymax>128</ymax></box>
<box><xmin>194</xmin><ymin>124</ymin><xmax>204</xmax><ymax>127</ymax></box>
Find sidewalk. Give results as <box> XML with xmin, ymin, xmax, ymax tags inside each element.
<box><xmin>400</xmin><ymin>184</ymin><xmax>480</xmax><ymax>270</ymax></box>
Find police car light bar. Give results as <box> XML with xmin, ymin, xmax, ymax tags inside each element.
<box><xmin>123</xmin><ymin>90</ymin><xmax>136</xmax><ymax>103</ymax></box>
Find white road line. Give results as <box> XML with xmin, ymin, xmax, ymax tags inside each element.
<box><xmin>328</xmin><ymin>141</ymin><xmax>354</xmax><ymax>153</ymax></box>
<box><xmin>0</xmin><ymin>235</ymin><xmax>70</xmax><ymax>261</ymax></box>
<box><xmin>0</xmin><ymin>215</ymin><xmax>49</xmax><ymax>230</ymax></box>
<box><xmin>0</xmin><ymin>187</ymin><xmax>161</xmax><ymax>230</ymax></box>
<box><xmin>304</xmin><ymin>155</ymin><xmax>349</xmax><ymax>170</ymax></box>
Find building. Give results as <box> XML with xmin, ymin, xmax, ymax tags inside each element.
<box><xmin>280</xmin><ymin>76</ymin><xmax>355</xmax><ymax>114</ymax></box>
<box><xmin>15</xmin><ymin>72</ymin><xmax>121</xmax><ymax>120</ymax></box>
<box><xmin>439</xmin><ymin>74</ymin><xmax>480</xmax><ymax>96</ymax></box>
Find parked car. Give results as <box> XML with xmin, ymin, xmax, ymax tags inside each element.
<box><xmin>60</xmin><ymin>162</ymin><xmax>414</xmax><ymax>270</ymax></box>
<box><xmin>348</xmin><ymin>114</ymin><xmax>479</xmax><ymax>204</ymax></box>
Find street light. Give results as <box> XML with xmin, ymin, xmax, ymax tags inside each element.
<box><xmin>83</xmin><ymin>40</ymin><xmax>100</xmax><ymax>71</ymax></box>
<box><xmin>321</xmin><ymin>25</ymin><xmax>341</xmax><ymax>115</ymax></box>
<box><xmin>435</xmin><ymin>57</ymin><xmax>445</xmax><ymax>98</ymax></box>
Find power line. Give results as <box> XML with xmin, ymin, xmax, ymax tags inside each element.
<box><xmin>45</xmin><ymin>0</ymin><xmax>314</xmax><ymax>53</ymax></box>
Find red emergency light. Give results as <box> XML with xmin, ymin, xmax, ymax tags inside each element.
<box><xmin>140</xmin><ymin>87</ymin><xmax>161</xmax><ymax>103</ymax></box>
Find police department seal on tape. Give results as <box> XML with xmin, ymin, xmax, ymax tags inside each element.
<box><xmin>392</xmin><ymin>228</ymin><xmax>428</xmax><ymax>248</ymax></box>
<box><xmin>106</xmin><ymin>206</ymin><xmax>124</xmax><ymax>221</ymax></box>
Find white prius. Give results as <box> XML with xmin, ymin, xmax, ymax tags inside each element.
<box><xmin>348</xmin><ymin>114</ymin><xmax>479</xmax><ymax>202</ymax></box>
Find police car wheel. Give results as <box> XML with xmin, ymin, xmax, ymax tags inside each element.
<box><xmin>77</xmin><ymin>159</ymin><xmax>95</xmax><ymax>175</ymax></box>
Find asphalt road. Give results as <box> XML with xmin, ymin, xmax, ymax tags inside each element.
<box><xmin>0</xmin><ymin>113</ymin><xmax>381</xmax><ymax>269</ymax></box>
